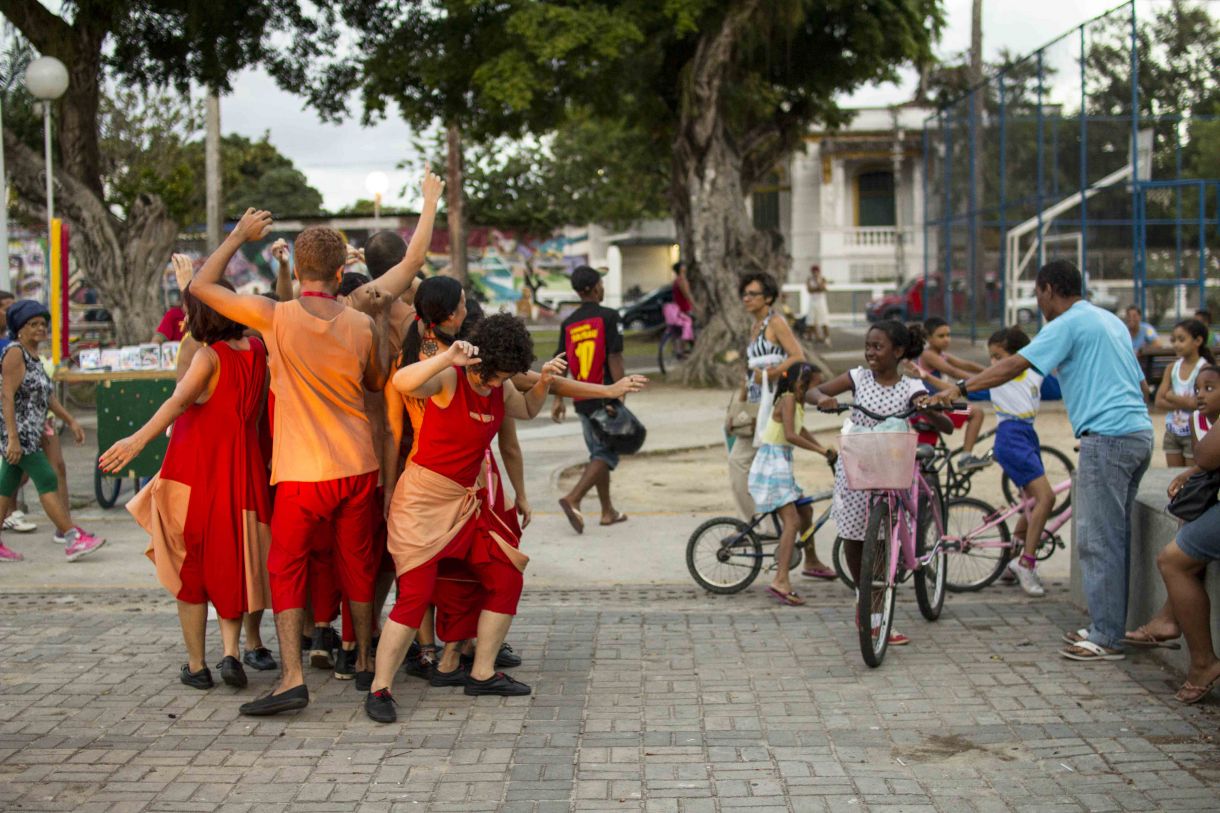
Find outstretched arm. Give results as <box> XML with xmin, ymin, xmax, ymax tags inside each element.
<box><xmin>354</xmin><ymin>170</ymin><xmax>444</xmax><ymax>305</ymax></box>
<box><xmin>505</xmin><ymin>355</ymin><xmax>568</xmax><ymax>420</ymax></box>
<box><xmin>931</xmin><ymin>353</ymin><xmax>1030</xmax><ymax>404</ymax></box>
<box><xmin>190</xmin><ymin>210</ymin><xmax>277</xmax><ymax>335</ymax></box>
<box><xmin>99</xmin><ymin>348</ymin><xmax>217</xmax><ymax>472</ymax></box>
<box><xmin>511</xmin><ymin>369</ymin><xmax>647</xmax><ymax>400</ymax></box>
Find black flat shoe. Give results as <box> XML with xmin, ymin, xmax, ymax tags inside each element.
<box><xmin>242</xmin><ymin>647</ymin><xmax>277</xmax><ymax>671</ymax></box>
<box><xmin>364</xmin><ymin>688</ymin><xmax>397</xmax><ymax>724</ymax></box>
<box><xmin>180</xmin><ymin>664</ymin><xmax>214</xmax><ymax>690</ymax></box>
<box><xmin>239</xmin><ymin>684</ymin><xmax>309</xmax><ymax>716</ymax></box>
<box><xmin>354</xmin><ymin>670</ymin><xmax>374</xmax><ymax>692</ymax></box>
<box><xmin>495</xmin><ymin>642</ymin><xmax>522</xmax><ymax>668</ymax></box>
<box><xmin>309</xmin><ymin>626</ymin><xmax>337</xmax><ymax>669</ymax></box>
<box><xmin>334</xmin><ymin>648</ymin><xmax>356</xmax><ymax>680</ymax></box>
<box><xmin>404</xmin><ymin>647</ymin><xmax>435</xmax><ymax>681</ymax></box>
<box><xmin>429</xmin><ymin>664</ymin><xmax>466</xmax><ymax>687</ymax></box>
<box><xmin>218</xmin><ymin>656</ymin><xmax>248</xmax><ymax>688</ymax></box>
<box><xmin>464</xmin><ymin>671</ymin><xmax>531</xmax><ymax>697</ymax></box>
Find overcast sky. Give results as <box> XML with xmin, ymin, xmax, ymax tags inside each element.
<box><xmin>219</xmin><ymin>0</ymin><xmax>1125</xmax><ymax>212</ymax></box>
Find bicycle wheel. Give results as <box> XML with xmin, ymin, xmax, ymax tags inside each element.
<box><xmin>686</xmin><ymin>517</ymin><xmax>763</xmax><ymax>593</ymax></box>
<box><xmin>943</xmin><ymin>497</ymin><xmax>1012</xmax><ymax>592</ymax></box>
<box><xmin>1001</xmin><ymin>445</ymin><xmax>1074</xmax><ymax>519</ymax></box>
<box><xmin>914</xmin><ymin>481</ymin><xmax>947</xmax><ymax>621</ymax></box>
<box><xmin>94</xmin><ymin>467</ymin><xmax>122</xmax><ymax>509</ymax></box>
<box><xmin>832</xmin><ymin>536</ymin><xmax>856</xmax><ymax>590</ymax></box>
<box><xmin>856</xmin><ymin>498</ymin><xmax>895</xmax><ymax>668</ymax></box>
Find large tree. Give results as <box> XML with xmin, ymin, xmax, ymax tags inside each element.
<box><xmin>0</xmin><ymin>0</ymin><xmax>332</xmax><ymax>343</ymax></box>
<box><xmin>299</xmin><ymin>1</ymin><xmax>940</xmax><ymax>384</ymax></box>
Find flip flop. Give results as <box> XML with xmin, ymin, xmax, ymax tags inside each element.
<box><xmin>764</xmin><ymin>585</ymin><xmax>806</xmax><ymax>606</ymax></box>
<box><xmin>801</xmin><ymin>566</ymin><xmax>836</xmax><ymax>580</ymax></box>
<box><xmin>1062</xmin><ymin>627</ymin><xmax>1089</xmax><ymax>645</ymax></box>
<box><xmin>1122</xmin><ymin>625</ymin><xmax>1183</xmax><ymax>650</ymax></box>
<box><xmin>558</xmin><ymin>498</ymin><xmax>584</xmax><ymax>534</ymax></box>
<box><xmin>599</xmin><ymin>513</ymin><xmax>628</xmax><ymax>526</ymax></box>
<box><xmin>1174</xmin><ymin>675</ymin><xmax>1220</xmax><ymax>704</ymax></box>
<box><xmin>1060</xmin><ymin>640</ymin><xmax>1125</xmax><ymax>662</ymax></box>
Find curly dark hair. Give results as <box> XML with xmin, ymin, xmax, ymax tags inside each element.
<box><xmin>338</xmin><ymin>272</ymin><xmax>371</xmax><ymax>297</ymax></box>
<box><xmin>737</xmin><ymin>272</ymin><xmax>779</xmax><ymax>305</ymax></box>
<box><xmin>468</xmin><ymin>312</ymin><xmax>535</xmax><ymax>380</ymax></box>
<box><xmin>183</xmin><ymin>280</ymin><xmax>245</xmax><ymax>344</ymax></box>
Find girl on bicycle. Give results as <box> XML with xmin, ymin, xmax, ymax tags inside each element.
<box><xmin>912</xmin><ymin>317</ymin><xmax>989</xmax><ymax>471</ymax></box>
<box><xmin>747</xmin><ymin>362</ymin><xmax>837</xmax><ymax>606</ymax></box>
<box><xmin>810</xmin><ymin>320</ymin><xmax>947</xmax><ymax>644</ymax></box>
<box><xmin>986</xmin><ymin>326</ymin><xmax>1054</xmax><ymax>597</ymax></box>
<box><xmin>1155</xmin><ymin>319</ymin><xmax>1214</xmax><ymax>468</ymax></box>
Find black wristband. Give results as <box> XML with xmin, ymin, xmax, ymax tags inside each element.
<box><xmin>955</xmin><ymin>378</ymin><xmax>969</xmax><ymax>397</ymax></box>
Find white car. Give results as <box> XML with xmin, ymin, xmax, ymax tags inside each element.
<box><xmin>1012</xmin><ymin>287</ymin><xmax>1118</xmax><ymax>324</ymax></box>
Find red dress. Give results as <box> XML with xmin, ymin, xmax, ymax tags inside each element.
<box><xmin>129</xmin><ymin>339</ymin><xmax>273</xmax><ymax>619</ymax></box>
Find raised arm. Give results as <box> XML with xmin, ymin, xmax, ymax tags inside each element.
<box><xmin>393</xmin><ymin>340</ymin><xmax>476</xmax><ymax>403</ymax></box>
<box><xmin>98</xmin><ymin>348</ymin><xmax>218</xmax><ymax>473</ymax></box>
<box><xmin>190</xmin><ymin>210</ymin><xmax>276</xmax><ymax>335</ymax></box>
<box><xmin>921</xmin><ymin>349</ymin><xmax>976</xmax><ymax>379</ymax></box>
<box><xmin>932</xmin><ymin>353</ymin><xmax>1030</xmax><ymax>404</ymax></box>
<box><xmin>945</xmin><ymin>352</ymin><xmax>986</xmax><ymax>375</ymax></box>
<box><xmin>504</xmin><ymin>355</ymin><xmax>568</xmax><ymax>420</ymax></box>
<box><xmin>358</xmin><ymin>170</ymin><xmax>444</xmax><ymax>303</ymax></box>
<box><xmin>271</xmin><ymin>238</ymin><xmax>295</xmax><ymax>301</ymax></box>
<box><xmin>511</xmin><ymin>369</ymin><xmax>647</xmax><ymax>400</ymax></box>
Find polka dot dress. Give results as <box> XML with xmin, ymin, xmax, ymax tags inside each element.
<box><xmin>832</xmin><ymin>367</ymin><xmax>927</xmax><ymax>541</ymax></box>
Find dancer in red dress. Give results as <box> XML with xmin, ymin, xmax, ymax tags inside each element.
<box><xmin>102</xmin><ymin>275</ymin><xmax>272</xmax><ymax>691</ymax></box>
<box><xmin>365</xmin><ymin>314</ymin><xmax>565</xmax><ymax>723</ymax></box>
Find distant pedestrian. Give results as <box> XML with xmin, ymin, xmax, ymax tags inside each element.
<box><xmin>662</xmin><ymin>261</ymin><xmax>694</xmax><ymax>355</ymax></box>
<box><xmin>1124</xmin><ymin>304</ymin><xmax>1160</xmax><ymax>355</ymax></box>
<box><xmin>804</xmin><ymin>265</ymin><xmax>830</xmax><ymax>345</ymax></box>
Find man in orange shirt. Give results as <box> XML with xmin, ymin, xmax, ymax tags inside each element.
<box><xmin>190</xmin><ymin>180</ymin><xmax>438</xmax><ymax>715</ymax></box>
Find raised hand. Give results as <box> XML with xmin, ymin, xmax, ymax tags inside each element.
<box><xmin>171</xmin><ymin>254</ymin><xmax>194</xmax><ymax>292</ymax></box>
<box><xmin>99</xmin><ymin>436</ymin><xmax>143</xmax><ymax>473</ymax></box>
<box><xmin>447</xmin><ymin>340</ymin><xmax>480</xmax><ymax>367</ymax></box>
<box><xmin>421</xmin><ymin>167</ymin><xmax>445</xmax><ymax>204</ymax></box>
<box><xmin>611</xmin><ymin>374</ymin><xmax>648</xmax><ymax>398</ymax></box>
<box><xmin>539</xmin><ymin>353</ymin><xmax>568</xmax><ymax>387</ymax></box>
<box><xmin>233</xmin><ymin>208</ymin><xmax>273</xmax><ymax>243</ymax></box>
<box><xmin>270</xmin><ymin>238</ymin><xmax>290</xmax><ymax>267</ymax></box>
<box><xmin>345</xmin><ymin>244</ymin><xmax>365</xmax><ymax>267</ymax></box>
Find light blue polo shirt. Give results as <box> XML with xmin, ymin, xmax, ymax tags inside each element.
<box><xmin>1019</xmin><ymin>300</ymin><xmax>1152</xmax><ymax>438</ymax></box>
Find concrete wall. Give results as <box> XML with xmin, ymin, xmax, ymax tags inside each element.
<box><xmin>1070</xmin><ymin>467</ymin><xmax>1220</xmax><ymax>675</ymax></box>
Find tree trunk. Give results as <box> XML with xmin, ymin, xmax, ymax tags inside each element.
<box><xmin>445</xmin><ymin>120</ymin><xmax>468</xmax><ymax>284</ymax></box>
<box><xmin>671</xmin><ymin>0</ymin><xmax>788</xmax><ymax>387</ymax></box>
<box><xmin>3</xmin><ymin>128</ymin><xmax>177</xmax><ymax>346</ymax></box>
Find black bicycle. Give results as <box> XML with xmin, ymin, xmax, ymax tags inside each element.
<box><xmin>686</xmin><ymin>489</ymin><xmax>833</xmax><ymax>593</ymax></box>
<box><xmin>657</xmin><ymin>319</ymin><xmax>696</xmax><ymax>376</ymax></box>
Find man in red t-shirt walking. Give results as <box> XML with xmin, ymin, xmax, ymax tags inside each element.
<box><xmin>553</xmin><ymin>266</ymin><xmax>628</xmax><ymax>532</ymax></box>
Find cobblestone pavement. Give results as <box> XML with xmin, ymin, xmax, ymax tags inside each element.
<box><xmin>1</xmin><ymin>585</ymin><xmax>1217</xmax><ymax>813</ymax></box>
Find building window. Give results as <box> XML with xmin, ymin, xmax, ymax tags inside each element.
<box><xmin>752</xmin><ymin>172</ymin><xmax>781</xmax><ymax>231</ymax></box>
<box><xmin>856</xmin><ymin>170</ymin><xmax>895</xmax><ymax>227</ymax></box>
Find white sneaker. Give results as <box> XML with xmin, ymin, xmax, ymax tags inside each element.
<box><xmin>3</xmin><ymin>510</ymin><xmax>36</xmax><ymax>533</ymax></box>
<box><xmin>1008</xmin><ymin>558</ymin><xmax>1046</xmax><ymax>597</ymax></box>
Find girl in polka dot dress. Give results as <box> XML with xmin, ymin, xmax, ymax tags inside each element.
<box><xmin>808</xmin><ymin>320</ymin><xmax>947</xmax><ymax>646</ymax></box>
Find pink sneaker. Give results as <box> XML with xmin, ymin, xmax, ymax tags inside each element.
<box><xmin>64</xmin><ymin>528</ymin><xmax>106</xmax><ymax>562</ymax></box>
<box><xmin>0</xmin><ymin>540</ymin><xmax>23</xmax><ymax>562</ymax></box>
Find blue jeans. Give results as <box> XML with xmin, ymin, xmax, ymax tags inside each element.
<box><xmin>1075</xmin><ymin>430</ymin><xmax>1153</xmax><ymax>650</ymax></box>
<box><xmin>579</xmin><ymin>413</ymin><xmax>620</xmax><ymax>470</ymax></box>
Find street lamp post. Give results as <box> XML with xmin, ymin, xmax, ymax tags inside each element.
<box><xmin>24</xmin><ymin>56</ymin><xmax>69</xmax><ymax>253</ymax></box>
<box><xmin>0</xmin><ymin>91</ymin><xmax>9</xmax><ymax>289</ymax></box>
<box><xmin>365</xmin><ymin>171</ymin><xmax>389</xmax><ymax>224</ymax></box>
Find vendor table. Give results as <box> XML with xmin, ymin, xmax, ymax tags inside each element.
<box><xmin>56</xmin><ymin>370</ymin><xmax>175</xmax><ymax>508</ymax></box>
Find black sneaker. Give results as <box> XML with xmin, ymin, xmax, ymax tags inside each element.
<box><xmin>309</xmin><ymin>626</ymin><xmax>337</xmax><ymax>669</ymax></box>
<box><xmin>495</xmin><ymin>642</ymin><xmax>522</xmax><ymax>668</ymax></box>
<box><xmin>217</xmin><ymin>656</ymin><xmax>248</xmax><ymax>688</ymax></box>
<box><xmin>464</xmin><ymin>671</ymin><xmax>531</xmax><ymax>697</ymax></box>
<box><xmin>364</xmin><ymin>688</ymin><xmax>397</xmax><ymax>724</ymax></box>
<box><xmin>180</xmin><ymin>664</ymin><xmax>214</xmax><ymax>690</ymax></box>
<box><xmin>243</xmin><ymin>647</ymin><xmax>277</xmax><ymax>671</ymax></box>
<box><xmin>430</xmin><ymin>663</ymin><xmax>467</xmax><ymax>687</ymax></box>
<box><xmin>354</xmin><ymin>670</ymin><xmax>374</xmax><ymax>692</ymax></box>
<box><xmin>239</xmin><ymin>684</ymin><xmax>309</xmax><ymax>716</ymax></box>
<box><xmin>404</xmin><ymin>646</ymin><xmax>435</xmax><ymax>680</ymax></box>
<box><xmin>334</xmin><ymin>647</ymin><xmax>356</xmax><ymax>680</ymax></box>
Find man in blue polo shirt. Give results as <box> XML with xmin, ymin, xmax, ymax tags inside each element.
<box><xmin>934</xmin><ymin>260</ymin><xmax>1152</xmax><ymax>662</ymax></box>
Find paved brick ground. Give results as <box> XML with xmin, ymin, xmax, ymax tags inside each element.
<box><xmin>1</xmin><ymin>585</ymin><xmax>1217</xmax><ymax>812</ymax></box>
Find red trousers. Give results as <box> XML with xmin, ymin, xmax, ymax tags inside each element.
<box><xmin>388</xmin><ymin>515</ymin><xmax>523</xmax><ymax>630</ymax></box>
<box><xmin>268</xmin><ymin>472</ymin><xmax>379</xmax><ymax>613</ymax></box>
<box><xmin>433</xmin><ymin>560</ymin><xmax>484</xmax><ymax>642</ymax></box>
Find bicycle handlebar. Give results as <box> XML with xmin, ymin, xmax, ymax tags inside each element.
<box><xmin>818</xmin><ymin>402</ymin><xmax>967</xmax><ymax>422</ymax></box>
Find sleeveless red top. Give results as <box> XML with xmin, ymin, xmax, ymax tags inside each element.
<box><xmin>672</xmin><ymin>279</ymin><xmax>691</xmax><ymax>313</ymax></box>
<box><xmin>412</xmin><ymin>367</ymin><xmax>505</xmax><ymax>487</ymax></box>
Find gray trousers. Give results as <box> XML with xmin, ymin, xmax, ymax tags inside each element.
<box><xmin>728</xmin><ymin>438</ymin><xmax>757</xmax><ymax>520</ymax></box>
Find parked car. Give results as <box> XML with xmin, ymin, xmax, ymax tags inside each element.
<box><xmin>619</xmin><ymin>285</ymin><xmax>673</xmax><ymax>331</ymax></box>
<box><xmin>1012</xmin><ymin>286</ymin><xmax>1118</xmax><ymax>324</ymax></box>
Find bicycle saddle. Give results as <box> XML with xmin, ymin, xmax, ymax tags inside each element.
<box><xmin>916</xmin><ymin>444</ymin><xmax>937</xmax><ymax>461</ymax></box>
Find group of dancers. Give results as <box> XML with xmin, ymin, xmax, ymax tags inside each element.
<box><xmin>102</xmin><ymin>171</ymin><xmax>645</xmax><ymax>723</ymax></box>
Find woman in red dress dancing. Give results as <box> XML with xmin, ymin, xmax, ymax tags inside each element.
<box><xmin>366</xmin><ymin>313</ymin><xmax>565</xmax><ymax>723</ymax></box>
<box><xmin>101</xmin><ymin>274</ymin><xmax>272</xmax><ymax>691</ymax></box>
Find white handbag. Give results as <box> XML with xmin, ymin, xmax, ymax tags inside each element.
<box><xmin>749</xmin><ymin>353</ymin><xmax>784</xmax><ymax>448</ymax></box>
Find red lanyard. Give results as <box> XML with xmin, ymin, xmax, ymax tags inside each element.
<box><xmin>301</xmin><ymin>291</ymin><xmax>338</xmax><ymax>301</ymax></box>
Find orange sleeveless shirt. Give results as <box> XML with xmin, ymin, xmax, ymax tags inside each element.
<box><xmin>262</xmin><ymin>300</ymin><xmax>379</xmax><ymax>484</ymax></box>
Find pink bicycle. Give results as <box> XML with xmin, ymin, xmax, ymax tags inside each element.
<box><xmin>828</xmin><ymin>402</ymin><xmax>960</xmax><ymax>668</ymax></box>
<box><xmin>941</xmin><ymin>475</ymin><xmax>1074</xmax><ymax>591</ymax></box>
